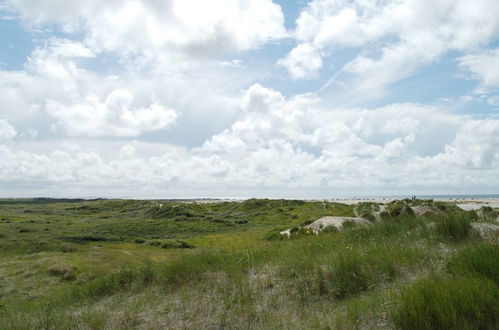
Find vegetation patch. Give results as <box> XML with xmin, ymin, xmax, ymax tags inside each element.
<box><xmin>446</xmin><ymin>243</ymin><xmax>499</xmax><ymax>284</ymax></box>
<box><xmin>48</xmin><ymin>265</ymin><xmax>77</xmax><ymax>281</ymax></box>
<box><xmin>434</xmin><ymin>214</ymin><xmax>473</xmax><ymax>240</ymax></box>
<box><xmin>0</xmin><ymin>198</ymin><xmax>495</xmax><ymax>329</ymax></box>
<box><xmin>160</xmin><ymin>240</ymin><xmax>194</xmax><ymax>249</ymax></box>
<box><xmin>394</xmin><ymin>276</ymin><xmax>498</xmax><ymax>330</ymax></box>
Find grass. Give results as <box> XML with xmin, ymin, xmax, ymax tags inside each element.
<box><xmin>0</xmin><ymin>198</ymin><xmax>497</xmax><ymax>329</ymax></box>
<box><xmin>394</xmin><ymin>276</ymin><xmax>498</xmax><ymax>330</ymax></box>
<box><xmin>446</xmin><ymin>243</ymin><xmax>499</xmax><ymax>284</ymax></box>
<box><xmin>435</xmin><ymin>213</ymin><xmax>473</xmax><ymax>240</ymax></box>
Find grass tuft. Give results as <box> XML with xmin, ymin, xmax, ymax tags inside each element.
<box><xmin>394</xmin><ymin>276</ymin><xmax>498</xmax><ymax>330</ymax></box>
<box><xmin>434</xmin><ymin>214</ymin><xmax>473</xmax><ymax>240</ymax></box>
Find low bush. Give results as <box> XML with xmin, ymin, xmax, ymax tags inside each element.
<box><xmin>160</xmin><ymin>240</ymin><xmax>194</xmax><ymax>249</ymax></box>
<box><xmin>383</xmin><ymin>201</ymin><xmax>414</xmax><ymax>218</ymax></box>
<box><xmin>394</xmin><ymin>276</ymin><xmax>498</xmax><ymax>330</ymax></box>
<box><xmin>60</xmin><ymin>235</ymin><xmax>108</xmax><ymax>243</ymax></box>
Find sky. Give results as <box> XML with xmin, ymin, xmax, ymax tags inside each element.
<box><xmin>0</xmin><ymin>0</ymin><xmax>498</xmax><ymax>199</ymax></box>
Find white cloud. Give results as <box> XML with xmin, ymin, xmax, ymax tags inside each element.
<box><xmin>0</xmin><ymin>119</ymin><xmax>17</xmax><ymax>142</ymax></box>
<box><xmin>277</xmin><ymin>43</ymin><xmax>323</xmax><ymax>79</ymax></box>
<box><xmin>46</xmin><ymin>89</ymin><xmax>178</xmax><ymax>137</ymax></box>
<box><xmin>1</xmin><ymin>88</ymin><xmax>498</xmax><ymax>197</ymax></box>
<box><xmin>7</xmin><ymin>0</ymin><xmax>286</xmax><ymax>59</ymax></box>
<box><xmin>241</xmin><ymin>83</ymin><xmax>285</xmax><ymax>113</ymax></box>
<box><xmin>0</xmin><ymin>38</ymin><xmax>249</xmax><ymax>139</ymax></box>
<box><xmin>281</xmin><ymin>0</ymin><xmax>499</xmax><ymax>98</ymax></box>
<box><xmin>458</xmin><ymin>49</ymin><xmax>499</xmax><ymax>90</ymax></box>
<box><xmin>1</xmin><ymin>2</ymin><xmax>498</xmax><ymax>197</ymax></box>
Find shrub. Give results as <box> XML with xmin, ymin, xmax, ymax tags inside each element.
<box><xmin>384</xmin><ymin>201</ymin><xmax>415</xmax><ymax>218</ymax></box>
<box><xmin>355</xmin><ymin>202</ymin><xmax>380</xmax><ymax>215</ymax></box>
<box><xmin>435</xmin><ymin>214</ymin><xmax>472</xmax><ymax>240</ymax></box>
<box><xmin>134</xmin><ymin>238</ymin><xmax>145</xmax><ymax>244</ymax></box>
<box><xmin>60</xmin><ymin>235</ymin><xmax>108</xmax><ymax>243</ymax></box>
<box><xmin>394</xmin><ymin>277</ymin><xmax>498</xmax><ymax>330</ymax></box>
<box><xmin>446</xmin><ymin>243</ymin><xmax>499</xmax><ymax>285</ymax></box>
<box><xmin>160</xmin><ymin>240</ymin><xmax>194</xmax><ymax>249</ymax></box>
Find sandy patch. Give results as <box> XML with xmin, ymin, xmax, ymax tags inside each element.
<box><xmin>306</xmin><ymin>216</ymin><xmax>370</xmax><ymax>234</ymax></box>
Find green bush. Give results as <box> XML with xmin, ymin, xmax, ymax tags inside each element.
<box><xmin>160</xmin><ymin>240</ymin><xmax>194</xmax><ymax>249</ymax></box>
<box><xmin>384</xmin><ymin>201</ymin><xmax>415</xmax><ymax>218</ymax></box>
<box><xmin>394</xmin><ymin>277</ymin><xmax>498</xmax><ymax>330</ymax></box>
<box><xmin>447</xmin><ymin>243</ymin><xmax>499</xmax><ymax>285</ymax></box>
<box><xmin>355</xmin><ymin>202</ymin><xmax>380</xmax><ymax>215</ymax></box>
<box><xmin>435</xmin><ymin>214</ymin><xmax>472</xmax><ymax>240</ymax></box>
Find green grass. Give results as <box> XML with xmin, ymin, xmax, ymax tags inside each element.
<box><xmin>0</xmin><ymin>198</ymin><xmax>497</xmax><ymax>329</ymax></box>
<box><xmin>434</xmin><ymin>213</ymin><xmax>473</xmax><ymax>240</ymax></box>
<box><xmin>394</xmin><ymin>276</ymin><xmax>498</xmax><ymax>330</ymax></box>
<box><xmin>446</xmin><ymin>243</ymin><xmax>499</xmax><ymax>284</ymax></box>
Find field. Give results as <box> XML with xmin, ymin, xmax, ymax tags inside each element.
<box><xmin>0</xmin><ymin>198</ymin><xmax>497</xmax><ymax>329</ymax></box>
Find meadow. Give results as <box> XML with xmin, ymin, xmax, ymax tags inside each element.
<box><xmin>0</xmin><ymin>198</ymin><xmax>497</xmax><ymax>329</ymax></box>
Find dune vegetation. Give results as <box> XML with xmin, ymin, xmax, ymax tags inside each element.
<box><xmin>0</xmin><ymin>198</ymin><xmax>497</xmax><ymax>329</ymax></box>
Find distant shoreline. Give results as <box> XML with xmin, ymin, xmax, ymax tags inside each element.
<box><xmin>1</xmin><ymin>195</ymin><xmax>499</xmax><ymax>207</ymax></box>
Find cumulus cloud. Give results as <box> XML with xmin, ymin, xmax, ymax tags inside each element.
<box><xmin>280</xmin><ymin>0</ymin><xmax>499</xmax><ymax>97</ymax></box>
<box><xmin>0</xmin><ymin>37</ymin><xmax>247</xmax><ymax>139</ymax></box>
<box><xmin>46</xmin><ymin>89</ymin><xmax>178</xmax><ymax>137</ymax></box>
<box><xmin>7</xmin><ymin>0</ymin><xmax>286</xmax><ymax>59</ymax></box>
<box><xmin>277</xmin><ymin>43</ymin><xmax>323</xmax><ymax>79</ymax></box>
<box><xmin>2</xmin><ymin>85</ymin><xmax>498</xmax><ymax>197</ymax></box>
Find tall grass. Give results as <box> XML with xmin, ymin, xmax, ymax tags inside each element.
<box><xmin>446</xmin><ymin>243</ymin><xmax>499</xmax><ymax>285</ymax></box>
<box><xmin>394</xmin><ymin>276</ymin><xmax>498</xmax><ymax>330</ymax></box>
<box><xmin>435</xmin><ymin>214</ymin><xmax>472</xmax><ymax>240</ymax></box>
